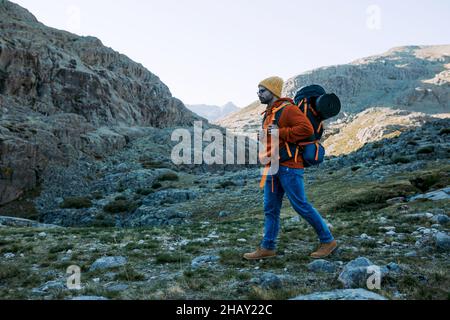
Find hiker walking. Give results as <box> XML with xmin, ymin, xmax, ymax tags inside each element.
<box><xmin>244</xmin><ymin>76</ymin><xmax>338</xmax><ymax>260</ymax></box>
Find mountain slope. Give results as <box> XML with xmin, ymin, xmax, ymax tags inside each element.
<box><xmin>0</xmin><ymin>0</ymin><xmax>201</xmax><ymax>205</ymax></box>
<box><xmin>284</xmin><ymin>45</ymin><xmax>450</xmax><ymax>115</ymax></box>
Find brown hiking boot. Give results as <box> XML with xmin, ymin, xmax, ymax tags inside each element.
<box><xmin>310</xmin><ymin>240</ymin><xmax>338</xmax><ymax>259</ymax></box>
<box><xmin>243</xmin><ymin>248</ymin><xmax>276</xmax><ymax>260</ymax></box>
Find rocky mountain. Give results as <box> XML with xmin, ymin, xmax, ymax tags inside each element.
<box><xmin>217</xmin><ymin>45</ymin><xmax>450</xmax><ymax>139</ymax></box>
<box><xmin>187</xmin><ymin>101</ymin><xmax>239</xmax><ymax>122</ymax></box>
<box><xmin>284</xmin><ymin>45</ymin><xmax>450</xmax><ymax>115</ymax></box>
<box><xmin>0</xmin><ymin>0</ymin><xmax>202</xmax><ymax>205</ymax></box>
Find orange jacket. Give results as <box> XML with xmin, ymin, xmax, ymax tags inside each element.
<box><xmin>261</xmin><ymin>98</ymin><xmax>314</xmax><ymax>169</ymax></box>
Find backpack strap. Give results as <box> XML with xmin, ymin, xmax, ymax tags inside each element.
<box><xmin>272</xmin><ymin>102</ymin><xmax>291</xmax><ymax>126</ymax></box>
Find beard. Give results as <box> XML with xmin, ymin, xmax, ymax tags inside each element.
<box><xmin>259</xmin><ymin>96</ymin><xmax>272</xmax><ymax>105</ymax></box>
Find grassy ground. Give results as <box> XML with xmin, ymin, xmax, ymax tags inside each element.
<box><xmin>0</xmin><ymin>160</ymin><xmax>449</xmax><ymax>300</ymax></box>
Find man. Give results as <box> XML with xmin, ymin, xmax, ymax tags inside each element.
<box><xmin>244</xmin><ymin>76</ymin><xmax>337</xmax><ymax>260</ymax></box>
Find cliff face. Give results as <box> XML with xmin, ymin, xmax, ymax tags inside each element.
<box><xmin>0</xmin><ymin>0</ymin><xmax>198</xmax><ymax>127</ymax></box>
<box><xmin>0</xmin><ymin>0</ymin><xmax>201</xmax><ymax>205</ymax></box>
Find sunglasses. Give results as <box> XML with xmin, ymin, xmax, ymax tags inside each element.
<box><xmin>257</xmin><ymin>88</ymin><xmax>268</xmax><ymax>95</ymax></box>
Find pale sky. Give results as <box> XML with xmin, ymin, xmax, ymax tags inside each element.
<box><xmin>13</xmin><ymin>0</ymin><xmax>450</xmax><ymax>107</ymax></box>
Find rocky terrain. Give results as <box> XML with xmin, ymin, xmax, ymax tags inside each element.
<box><xmin>187</xmin><ymin>102</ymin><xmax>240</xmax><ymax>122</ymax></box>
<box><xmin>0</xmin><ymin>110</ymin><xmax>449</xmax><ymax>300</ymax></box>
<box><xmin>0</xmin><ymin>1</ymin><xmax>449</xmax><ymax>301</ymax></box>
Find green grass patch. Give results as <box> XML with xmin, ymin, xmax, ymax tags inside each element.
<box><xmin>155</xmin><ymin>253</ymin><xmax>189</xmax><ymax>264</ymax></box>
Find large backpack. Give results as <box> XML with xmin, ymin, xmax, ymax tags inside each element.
<box><xmin>272</xmin><ymin>85</ymin><xmax>341</xmax><ymax>167</ymax></box>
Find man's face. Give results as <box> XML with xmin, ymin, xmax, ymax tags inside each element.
<box><xmin>257</xmin><ymin>86</ymin><xmax>274</xmax><ymax>105</ymax></box>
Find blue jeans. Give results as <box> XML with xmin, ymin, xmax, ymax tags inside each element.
<box><xmin>261</xmin><ymin>165</ymin><xmax>334</xmax><ymax>250</ymax></box>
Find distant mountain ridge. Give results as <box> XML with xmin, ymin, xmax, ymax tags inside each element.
<box><xmin>187</xmin><ymin>102</ymin><xmax>240</xmax><ymax>122</ymax></box>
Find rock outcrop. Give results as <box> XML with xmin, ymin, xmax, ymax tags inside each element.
<box><xmin>284</xmin><ymin>45</ymin><xmax>450</xmax><ymax>115</ymax></box>
<box><xmin>0</xmin><ymin>0</ymin><xmax>202</xmax><ymax>205</ymax></box>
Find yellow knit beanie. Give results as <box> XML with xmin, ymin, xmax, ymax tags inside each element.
<box><xmin>259</xmin><ymin>76</ymin><xmax>284</xmax><ymax>98</ymax></box>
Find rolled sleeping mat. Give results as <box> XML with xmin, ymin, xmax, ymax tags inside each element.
<box><xmin>315</xmin><ymin>93</ymin><xmax>341</xmax><ymax>120</ymax></box>
<box><xmin>294</xmin><ymin>84</ymin><xmax>326</xmax><ymax>105</ymax></box>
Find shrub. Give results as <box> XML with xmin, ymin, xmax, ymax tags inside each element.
<box><xmin>103</xmin><ymin>200</ymin><xmax>137</xmax><ymax>214</ymax></box>
<box><xmin>216</xmin><ymin>181</ymin><xmax>237</xmax><ymax>189</ymax></box>
<box><xmin>409</xmin><ymin>173</ymin><xmax>442</xmax><ymax>192</ymax></box>
<box><xmin>391</xmin><ymin>156</ymin><xmax>412</xmax><ymax>164</ymax></box>
<box><xmin>157</xmin><ymin>172</ymin><xmax>179</xmax><ymax>182</ymax></box>
<box><xmin>417</xmin><ymin>146</ymin><xmax>435</xmax><ymax>154</ymax></box>
<box><xmin>136</xmin><ymin>188</ymin><xmax>154</xmax><ymax>196</ymax></box>
<box><xmin>60</xmin><ymin>197</ymin><xmax>92</xmax><ymax>209</ymax></box>
<box><xmin>439</xmin><ymin>128</ymin><xmax>450</xmax><ymax>136</ymax></box>
<box><xmin>91</xmin><ymin>191</ymin><xmax>103</xmax><ymax>200</ymax></box>
<box><xmin>152</xmin><ymin>182</ymin><xmax>163</xmax><ymax>189</ymax></box>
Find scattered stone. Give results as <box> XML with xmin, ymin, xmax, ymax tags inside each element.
<box><xmin>408</xmin><ymin>187</ymin><xmax>450</xmax><ymax>202</ymax></box>
<box><xmin>191</xmin><ymin>255</ymin><xmax>220</xmax><ymax>269</ymax></box>
<box><xmin>380</xmin><ymin>226</ymin><xmax>396</xmax><ymax>231</ymax></box>
<box><xmin>33</xmin><ymin>280</ymin><xmax>66</xmax><ymax>294</ymax></box>
<box><xmin>385</xmin><ymin>231</ymin><xmax>397</xmax><ymax>237</ymax></box>
<box><xmin>431</xmin><ymin>214</ymin><xmax>450</xmax><ymax>225</ymax></box>
<box><xmin>386</xmin><ymin>197</ymin><xmax>406</xmax><ymax>205</ymax></box>
<box><xmin>89</xmin><ymin>256</ymin><xmax>128</xmax><ymax>271</ymax></box>
<box><xmin>379</xmin><ymin>217</ymin><xmax>389</xmax><ymax>224</ymax></box>
<box><xmin>338</xmin><ymin>257</ymin><xmax>378</xmax><ymax>289</ymax></box>
<box><xmin>291</xmin><ymin>289</ymin><xmax>388</xmax><ymax>300</ymax></box>
<box><xmin>38</xmin><ymin>232</ymin><xmax>47</xmax><ymax>238</ymax></box>
<box><xmin>381</xmin><ymin>262</ymin><xmax>401</xmax><ymax>275</ymax></box>
<box><xmin>405</xmin><ymin>251</ymin><xmax>417</xmax><ymax>257</ymax></box>
<box><xmin>259</xmin><ymin>273</ymin><xmax>282</xmax><ymax>290</ymax></box>
<box><xmin>3</xmin><ymin>253</ymin><xmax>15</xmax><ymax>259</ymax></box>
<box><xmin>307</xmin><ymin>260</ymin><xmax>336</xmax><ymax>273</ymax></box>
<box><xmin>435</xmin><ymin>232</ymin><xmax>450</xmax><ymax>252</ymax></box>
<box><xmin>237</xmin><ymin>239</ymin><xmax>247</xmax><ymax>243</ymax></box>
<box><xmin>218</xmin><ymin>211</ymin><xmax>231</xmax><ymax>218</ymax></box>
